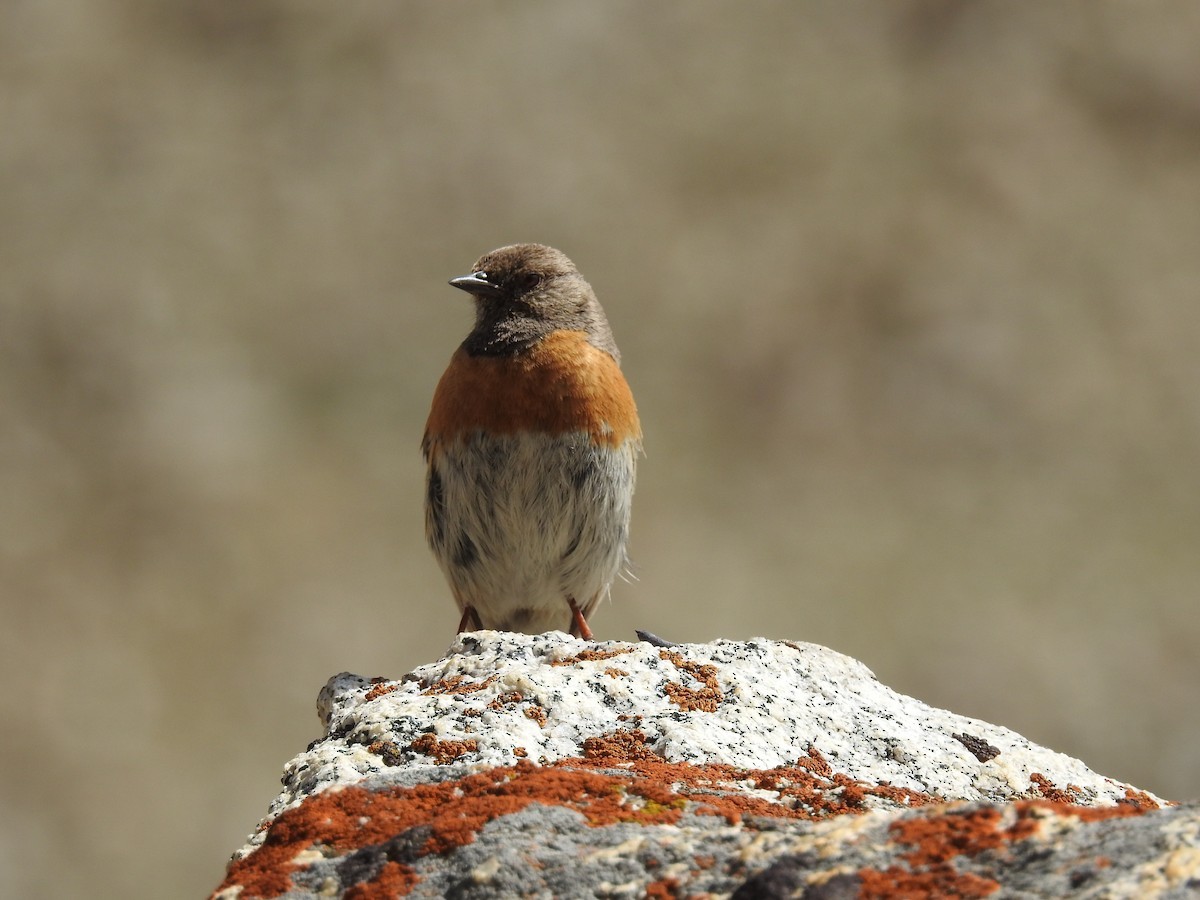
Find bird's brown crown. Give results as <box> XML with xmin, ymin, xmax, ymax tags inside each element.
<box><xmin>469</xmin><ymin>244</ymin><xmax>580</xmax><ymax>294</ymax></box>
<box><xmin>451</xmin><ymin>243</ymin><xmax>619</xmax><ymax>360</ymax></box>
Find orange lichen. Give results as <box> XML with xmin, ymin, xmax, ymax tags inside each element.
<box><xmin>604</xmin><ymin>667</ymin><xmax>629</xmax><ymax>678</ymax></box>
<box><xmin>659</xmin><ymin>650</ymin><xmax>722</xmax><ymax>712</ymax></box>
<box><xmin>214</xmin><ymin>745</ymin><xmax>938</xmax><ymax>899</ymax></box>
<box><xmin>342</xmin><ymin>861</ymin><xmax>419</xmax><ymax>899</ymax></box>
<box><xmin>794</xmin><ymin>745</ymin><xmax>833</xmax><ymax>778</ymax></box>
<box><xmin>582</xmin><ymin>730</ymin><xmax>932</xmax><ymax>824</ymax></box>
<box><xmin>857</xmin><ymin>797</ymin><xmax>1159</xmax><ymax>899</ymax></box>
<box><xmin>488</xmin><ymin>690</ymin><xmax>525</xmax><ymax>710</ymax></box>
<box><xmin>1118</xmin><ymin>787</ymin><xmax>1161</xmax><ymax>811</ymax></box>
<box><xmin>552</xmin><ymin>647</ymin><xmax>634</xmax><ymax>666</ymax></box>
<box><xmin>1030</xmin><ymin>772</ymin><xmax>1082</xmax><ymax>803</ymax></box>
<box><xmin>1020</xmin><ymin>798</ymin><xmax>1151</xmax><ymax>823</ymax></box>
<box><xmin>408</xmin><ymin>733</ymin><xmax>478</xmax><ymax>764</ymax></box>
<box><xmin>213</xmin><ymin>744</ymin><xmax>1160</xmax><ymax>899</ymax></box>
<box><xmin>214</xmin><ymin>763</ymin><xmax>636</xmax><ymax>898</ymax></box>
<box><xmin>363</xmin><ymin>682</ymin><xmax>399</xmax><ymax>702</ymax></box>
<box><xmin>645</xmin><ymin>877</ymin><xmax>682</xmax><ymax>898</ymax></box>
<box><xmin>859</xmin><ymin>866</ymin><xmax>999</xmax><ymax>898</ymax></box>
<box><xmin>421</xmin><ymin>675</ymin><xmax>497</xmax><ymax>696</ymax></box>
<box><xmin>892</xmin><ymin>808</ymin><xmax>1020</xmax><ymax>866</ymax></box>
<box><xmin>859</xmin><ymin>807</ymin><xmax>1017</xmax><ymax>898</ymax></box>
<box><xmin>583</xmin><ymin>729</ymin><xmax>660</xmax><ymax>763</ymax></box>
<box><xmin>524</xmin><ymin>706</ymin><xmax>548</xmax><ymax>727</ymax></box>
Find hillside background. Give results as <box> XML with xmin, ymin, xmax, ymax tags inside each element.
<box><xmin>3</xmin><ymin>3</ymin><xmax>1198</xmax><ymax>896</ymax></box>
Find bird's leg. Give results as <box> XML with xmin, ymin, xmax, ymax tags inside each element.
<box><xmin>457</xmin><ymin>605</ymin><xmax>482</xmax><ymax>633</ymax></box>
<box><xmin>568</xmin><ymin>598</ymin><xmax>593</xmax><ymax>641</ymax></box>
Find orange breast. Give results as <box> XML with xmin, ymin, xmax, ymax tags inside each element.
<box><xmin>423</xmin><ymin>330</ymin><xmax>641</xmax><ymax>457</ymax></box>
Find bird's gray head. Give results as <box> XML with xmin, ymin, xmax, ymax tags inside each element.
<box><xmin>449</xmin><ymin>243</ymin><xmax>619</xmax><ymax>360</ymax></box>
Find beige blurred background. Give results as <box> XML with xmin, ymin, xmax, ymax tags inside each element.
<box><xmin>3</xmin><ymin>1</ymin><xmax>1199</xmax><ymax>896</ymax></box>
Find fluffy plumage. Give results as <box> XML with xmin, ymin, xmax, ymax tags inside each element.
<box><xmin>423</xmin><ymin>244</ymin><xmax>640</xmax><ymax>637</ymax></box>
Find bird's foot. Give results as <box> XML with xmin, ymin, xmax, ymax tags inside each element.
<box><xmin>568</xmin><ymin>599</ymin><xmax>594</xmax><ymax>640</ymax></box>
<box><xmin>456</xmin><ymin>605</ymin><xmax>483</xmax><ymax>633</ymax></box>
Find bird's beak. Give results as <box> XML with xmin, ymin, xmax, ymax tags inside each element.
<box><xmin>449</xmin><ymin>272</ymin><xmax>501</xmax><ymax>296</ymax></box>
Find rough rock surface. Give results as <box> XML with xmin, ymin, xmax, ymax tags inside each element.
<box><xmin>211</xmin><ymin>633</ymin><xmax>1197</xmax><ymax>899</ymax></box>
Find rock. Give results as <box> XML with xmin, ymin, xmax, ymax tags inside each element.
<box><xmin>211</xmin><ymin>633</ymin><xmax>1197</xmax><ymax>899</ymax></box>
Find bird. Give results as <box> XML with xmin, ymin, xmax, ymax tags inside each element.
<box><xmin>422</xmin><ymin>244</ymin><xmax>641</xmax><ymax>639</ymax></box>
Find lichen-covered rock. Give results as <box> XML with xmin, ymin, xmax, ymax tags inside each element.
<box><xmin>211</xmin><ymin>633</ymin><xmax>1196</xmax><ymax>899</ymax></box>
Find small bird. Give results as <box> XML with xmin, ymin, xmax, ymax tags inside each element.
<box><xmin>422</xmin><ymin>244</ymin><xmax>641</xmax><ymax>639</ymax></box>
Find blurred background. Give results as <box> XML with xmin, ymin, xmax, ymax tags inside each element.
<box><xmin>3</xmin><ymin>1</ymin><xmax>1199</xmax><ymax>896</ymax></box>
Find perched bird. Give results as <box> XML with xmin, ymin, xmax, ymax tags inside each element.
<box><xmin>422</xmin><ymin>244</ymin><xmax>641</xmax><ymax>639</ymax></box>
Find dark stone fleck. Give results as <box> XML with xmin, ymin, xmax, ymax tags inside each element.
<box><xmin>733</xmin><ymin>853</ymin><xmax>836</xmax><ymax>899</ymax></box>
<box><xmin>1069</xmin><ymin>865</ymin><xmax>1098</xmax><ymax>888</ymax></box>
<box><xmin>952</xmin><ymin>732</ymin><xmax>1001</xmax><ymax>762</ymax></box>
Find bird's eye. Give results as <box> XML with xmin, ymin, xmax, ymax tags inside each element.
<box><xmin>518</xmin><ymin>272</ymin><xmax>542</xmax><ymax>291</ymax></box>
